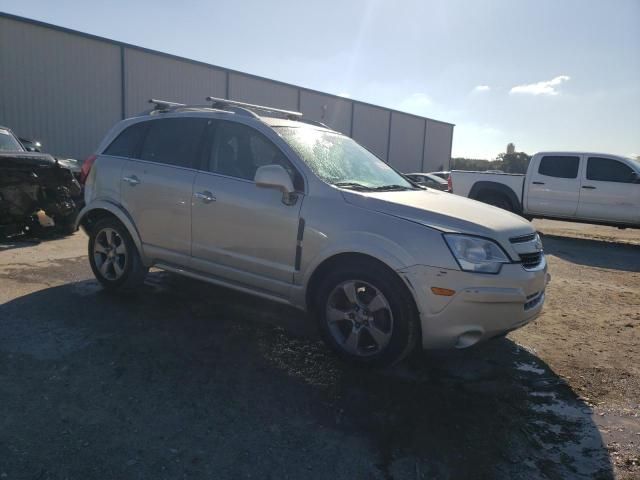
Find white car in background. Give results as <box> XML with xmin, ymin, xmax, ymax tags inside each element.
<box><xmin>449</xmin><ymin>152</ymin><xmax>640</xmax><ymax>228</ymax></box>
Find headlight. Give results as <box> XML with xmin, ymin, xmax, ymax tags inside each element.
<box><xmin>444</xmin><ymin>234</ymin><xmax>510</xmax><ymax>273</ymax></box>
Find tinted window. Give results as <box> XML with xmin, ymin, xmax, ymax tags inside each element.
<box><xmin>104</xmin><ymin>122</ymin><xmax>148</xmax><ymax>158</ymax></box>
<box><xmin>140</xmin><ymin>118</ymin><xmax>207</xmax><ymax>168</ymax></box>
<box><xmin>586</xmin><ymin>157</ymin><xmax>635</xmax><ymax>183</ymax></box>
<box><xmin>208</xmin><ymin>121</ymin><xmax>303</xmax><ymax>190</ymax></box>
<box><xmin>538</xmin><ymin>156</ymin><xmax>579</xmax><ymax>179</ymax></box>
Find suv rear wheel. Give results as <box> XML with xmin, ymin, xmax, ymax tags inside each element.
<box><xmin>315</xmin><ymin>261</ymin><xmax>419</xmax><ymax>367</ymax></box>
<box><xmin>88</xmin><ymin>217</ymin><xmax>148</xmax><ymax>291</ymax></box>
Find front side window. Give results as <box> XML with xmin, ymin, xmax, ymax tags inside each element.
<box><xmin>276</xmin><ymin>127</ymin><xmax>415</xmax><ymax>191</ymax></box>
<box><xmin>586</xmin><ymin>157</ymin><xmax>635</xmax><ymax>183</ymax></box>
<box><xmin>140</xmin><ymin>118</ymin><xmax>207</xmax><ymax>168</ymax></box>
<box><xmin>538</xmin><ymin>156</ymin><xmax>580</xmax><ymax>179</ymax></box>
<box><xmin>0</xmin><ymin>128</ymin><xmax>25</xmax><ymax>152</ymax></box>
<box><xmin>207</xmin><ymin>121</ymin><xmax>303</xmax><ymax>190</ymax></box>
<box><xmin>104</xmin><ymin>122</ymin><xmax>148</xmax><ymax>158</ymax></box>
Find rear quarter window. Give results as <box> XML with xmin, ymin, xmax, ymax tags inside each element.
<box><xmin>538</xmin><ymin>156</ymin><xmax>579</xmax><ymax>179</ymax></box>
<box><xmin>104</xmin><ymin>122</ymin><xmax>148</xmax><ymax>158</ymax></box>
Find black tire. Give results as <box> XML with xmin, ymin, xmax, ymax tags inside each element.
<box><xmin>313</xmin><ymin>259</ymin><xmax>420</xmax><ymax>368</ymax></box>
<box><xmin>480</xmin><ymin>193</ymin><xmax>513</xmax><ymax>212</ymax></box>
<box><xmin>88</xmin><ymin>217</ymin><xmax>148</xmax><ymax>291</ymax></box>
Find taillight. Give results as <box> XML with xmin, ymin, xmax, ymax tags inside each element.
<box><xmin>447</xmin><ymin>175</ymin><xmax>452</xmax><ymax>192</ymax></box>
<box><xmin>79</xmin><ymin>154</ymin><xmax>97</xmax><ymax>185</ymax></box>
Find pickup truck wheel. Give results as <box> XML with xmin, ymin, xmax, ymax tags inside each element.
<box><xmin>480</xmin><ymin>194</ymin><xmax>513</xmax><ymax>212</ymax></box>
<box><xmin>88</xmin><ymin>217</ymin><xmax>148</xmax><ymax>291</ymax></box>
<box><xmin>315</xmin><ymin>262</ymin><xmax>419</xmax><ymax>367</ymax></box>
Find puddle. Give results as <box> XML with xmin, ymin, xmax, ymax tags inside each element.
<box><xmin>515</xmin><ymin>361</ymin><xmax>546</xmax><ymax>375</ymax></box>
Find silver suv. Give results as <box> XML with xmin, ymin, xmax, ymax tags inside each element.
<box><xmin>77</xmin><ymin>98</ymin><xmax>549</xmax><ymax>367</ymax></box>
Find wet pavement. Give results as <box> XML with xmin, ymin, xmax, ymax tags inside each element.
<box><xmin>0</xmin><ymin>233</ymin><xmax>624</xmax><ymax>479</ymax></box>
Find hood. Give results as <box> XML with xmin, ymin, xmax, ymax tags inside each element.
<box><xmin>342</xmin><ymin>188</ymin><xmax>535</xmax><ymax>253</ymax></box>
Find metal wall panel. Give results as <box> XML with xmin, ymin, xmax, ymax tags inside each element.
<box><xmin>124</xmin><ymin>48</ymin><xmax>227</xmax><ymax>117</ymax></box>
<box><xmin>423</xmin><ymin>120</ymin><xmax>454</xmax><ymax>171</ymax></box>
<box><xmin>351</xmin><ymin>103</ymin><xmax>390</xmax><ymax>161</ymax></box>
<box><xmin>228</xmin><ymin>73</ymin><xmax>298</xmax><ymax>110</ymax></box>
<box><xmin>0</xmin><ymin>17</ymin><xmax>121</xmax><ymax>159</ymax></box>
<box><xmin>0</xmin><ymin>13</ymin><xmax>454</xmax><ymax>165</ymax></box>
<box><xmin>388</xmin><ymin>112</ymin><xmax>425</xmax><ymax>173</ymax></box>
<box><xmin>299</xmin><ymin>90</ymin><xmax>352</xmax><ymax>135</ymax></box>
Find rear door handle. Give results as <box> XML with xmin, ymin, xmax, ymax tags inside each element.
<box><xmin>123</xmin><ymin>175</ymin><xmax>140</xmax><ymax>186</ymax></box>
<box><xmin>581</xmin><ymin>185</ymin><xmax>596</xmax><ymax>190</ymax></box>
<box><xmin>532</xmin><ymin>181</ymin><xmax>545</xmax><ymax>185</ymax></box>
<box><xmin>194</xmin><ymin>191</ymin><xmax>216</xmax><ymax>203</ymax></box>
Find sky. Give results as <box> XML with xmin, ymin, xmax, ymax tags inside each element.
<box><xmin>1</xmin><ymin>0</ymin><xmax>638</xmax><ymax>159</ymax></box>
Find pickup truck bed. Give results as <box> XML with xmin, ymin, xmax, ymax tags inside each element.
<box><xmin>449</xmin><ymin>152</ymin><xmax>640</xmax><ymax>228</ymax></box>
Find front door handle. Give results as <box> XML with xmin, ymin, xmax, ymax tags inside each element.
<box><xmin>194</xmin><ymin>191</ymin><xmax>216</xmax><ymax>203</ymax></box>
<box><xmin>123</xmin><ymin>175</ymin><xmax>140</xmax><ymax>186</ymax></box>
<box><xmin>532</xmin><ymin>181</ymin><xmax>545</xmax><ymax>185</ymax></box>
<box><xmin>582</xmin><ymin>185</ymin><xmax>596</xmax><ymax>190</ymax></box>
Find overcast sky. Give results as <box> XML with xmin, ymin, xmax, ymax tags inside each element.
<box><xmin>1</xmin><ymin>0</ymin><xmax>638</xmax><ymax>159</ymax></box>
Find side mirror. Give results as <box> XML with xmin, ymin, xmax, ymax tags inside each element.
<box><xmin>631</xmin><ymin>171</ymin><xmax>640</xmax><ymax>184</ymax></box>
<box><xmin>255</xmin><ymin>164</ymin><xmax>295</xmax><ymax>193</ymax></box>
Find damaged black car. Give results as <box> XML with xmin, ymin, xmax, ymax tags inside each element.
<box><xmin>0</xmin><ymin>125</ymin><xmax>82</xmax><ymax>240</ymax></box>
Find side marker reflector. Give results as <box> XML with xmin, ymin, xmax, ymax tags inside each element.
<box><xmin>431</xmin><ymin>287</ymin><xmax>456</xmax><ymax>297</ymax></box>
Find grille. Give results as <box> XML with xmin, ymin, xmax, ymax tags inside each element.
<box><xmin>520</xmin><ymin>251</ymin><xmax>542</xmax><ymax>269</ymax></box>
<box><xmin>510</xmin><ymin>233</ymin><xmax>537</xmax><ymax>244</ymax></box>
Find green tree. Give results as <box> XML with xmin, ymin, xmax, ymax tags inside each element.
<box><xmin>495</xmin><ymin>152</ymin><xmax>531</xmax><ymax>173</ymax></box>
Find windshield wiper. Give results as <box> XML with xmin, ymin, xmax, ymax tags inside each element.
<box><xmin>369</xmin><ymin>184</ymin><xmax>414</xmax><ymax>191</ymax></box>
<box><xmin>333</xmin><ymin>182</ymin><xmax>374</xmax><ymax>191</ymax></box>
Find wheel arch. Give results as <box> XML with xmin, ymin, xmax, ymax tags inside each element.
<box><xmin>304</xmin><ymin>252</ymin><xmax>414</xmax><ymax>312</ymax></box>
<box><xmin>76</xmin><ymin>200</ymin><xmax>143</xmax><ymax>253</ymax></box>
<box><xmin>468</xmin><ymin>181</ymin><xmax>522</xmax><ymax>213</ymax></box>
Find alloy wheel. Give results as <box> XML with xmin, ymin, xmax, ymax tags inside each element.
<box><xmin>93</xmin><ymin>227</ymin><xmax>127</xmax><ymax>281</ymax></box>
<box><xmin>325</xmin><ymin>280</ymin><xmax>394</xmax><ymax>357</ymax></box>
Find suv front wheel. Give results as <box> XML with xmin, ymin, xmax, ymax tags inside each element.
<box><xmin>315</xmin><ymin>261</ymin><xmax>420</xmax><ymax>367</ymax></box>
<box><xmin>88</xmin><ymin>217</ymin><xmax>148</xmax><ymax>291</ymax></box>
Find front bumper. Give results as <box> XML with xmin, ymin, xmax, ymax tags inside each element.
<box><xmin>400</xmin><ymin>259</ymin><xmax>550</xmax><ymax>350</ymax></box>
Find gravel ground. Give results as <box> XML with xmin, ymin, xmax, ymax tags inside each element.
<box><xmin>0</xmin><ymin>220</ymin><xmax>638</xmax><ymax>479</ymax></box>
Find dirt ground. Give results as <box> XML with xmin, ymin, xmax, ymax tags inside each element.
<box><xmin>0</xmin><ymin>219</ymin><xmax>638</xmax><ymax>479</ymax></box>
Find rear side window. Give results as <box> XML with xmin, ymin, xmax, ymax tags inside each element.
<box><xmin>538</xmin><ymin>156</ymin><xmax>579</xmax><ymax>179</ymax></box>
<box><xmin>104</xmin><ymin>122</ymin><xmax>148</xmax><ymax>158</ymax></box>
<box><xmin>140</xmin><ymin>118</ymin><xmax>207</xmax><ymax>168</ymax></box>
<box><xmin>586</xmin><ymin>157</ymin><xmax>635</xmax><ymax>183</ymax></box>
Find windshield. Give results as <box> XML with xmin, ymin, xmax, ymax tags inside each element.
<box><xmin>0</xmin><ymin>128</ymin><xmax>25</xmax><ymax>152</ymax></box>
<box><xmin>276</xmin><ymin>127</ymin><xmax>415</xmax><ymax>191</ymax></box>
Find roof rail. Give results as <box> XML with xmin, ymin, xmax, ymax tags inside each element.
<box><xmin>149</xmin><ymin>98</ymin><xmax>186</xmax><ymax>111</ymax></box>
<box><xmin>205</xmin><ymin>96</ymin><xmax>303</xmax><ymax>119</ymax></box>
<box><xmin>296</xmin><ymin>118</ymin><xmax>330</xmax><ymax>129</ymax></box>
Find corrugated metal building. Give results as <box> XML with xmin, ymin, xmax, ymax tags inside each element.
<box><xmin>0</xmin><ymin>13</ymin><xmax>454</xmax><ymax>172</ymax></box>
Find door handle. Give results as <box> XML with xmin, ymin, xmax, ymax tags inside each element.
<box><xmin>581</xmin><ymin>185</ymin><xmax>596</xmax><ymax>190</ymax></box>
<box><xmin>123</xmin><ymin>175</ymin><xmax>140</xmax><ymax>186</ymax></box>
<box><xmin>532</xmin><ymin>181</ymin><xmax>545</xmax><ymax>185</ymax></box>
<box><xmin>194</xmin><ymin>191</ymin><xmax>216</xmax><ymax>203</ymax></box>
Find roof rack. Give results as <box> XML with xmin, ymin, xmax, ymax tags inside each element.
<box><xmin>205</xmin><ymin>96</ymin><xmax>303</xmax><ymax>120</ymax></box>
<box><xmin>144</xmin><ymin>97</ymin><xmax>331</xmax><ymax>129</ymax></box>
<box><xmin>149</xmin><ymin>98</ymin><xmax>186</xmax><ymax>111</ymax></box>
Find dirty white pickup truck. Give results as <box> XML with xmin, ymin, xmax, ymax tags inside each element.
<box><xmin>450</xmin><ymin>152</ymin><xmax>640</xmax><ymax>228</ymax></box>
